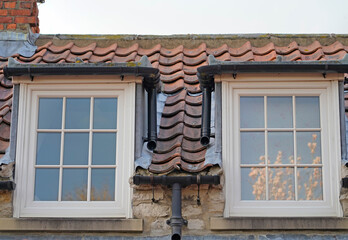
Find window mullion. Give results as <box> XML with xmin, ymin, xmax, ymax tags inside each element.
<box><xmin>264</xmin><ymin>96</ymin><xmax>269</xmax><ymax>201</ymax></box>
<box><xmin>87</xmin><ymin>97</ymin><xmax>94</xmax><ymax>202</ymax></box>
<box><xmin>58</xmin><ymin>97</ymin><xmax>66</xmax><ymax>202</ymax></box>
<box><xmin>293</xmin><ymin>96</ymin><xmax>298</xmax><ymax>201</ymax></box>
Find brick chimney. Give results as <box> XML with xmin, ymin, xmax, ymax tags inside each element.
<box><xmin>0</xmin><ymin>0</ymin><xmax>40</xmax><ymax>33</ymax></box>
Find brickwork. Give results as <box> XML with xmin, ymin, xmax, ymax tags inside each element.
<box><xmin>0</xmin><ymin>0</ymin><xmax>39</xmax><ymax>33</ymax></box>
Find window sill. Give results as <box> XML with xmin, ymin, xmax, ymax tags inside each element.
<box><xmin>210</xmin><ymin>217</ymin><xmax>348</xmax><ymax>230</ymax></box>
<box><xmin>0</xmin><ymin>218</ymin><xmax>143</xmax><ymax>232</ymax></box>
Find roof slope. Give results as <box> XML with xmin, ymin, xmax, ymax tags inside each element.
<box><xmin>0</xmin><ymin>36</ymin><xmax>348</xmax><ymax>173</ymax></box>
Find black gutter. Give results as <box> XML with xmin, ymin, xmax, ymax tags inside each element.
<box><xmin>4</xmin><ymin>57</ymin><xmax>161</xmax><ymax>151</ymax></box>
<box><xmin>4</xmin><ymin>57</ymin><xmax>160</xmax><ymax>87</ymax></box>
<box><xmin>0</xmin><ymin>181</ymin><xmax>15</xmax><ymax>190</ymax></box>
<box><xmin>198</xmin><ymin>54</ymin><xmax>348</xmax><ymax>77</ymax></box>
<box><xmin>133</xmin><ymin>175</ymin><xmax>220</xmax><ymax>240</ymax></box>
<box><xmin>198</xmin><ymin>55</ymin><xmax>348</xmax><ymax>146</ymax></box>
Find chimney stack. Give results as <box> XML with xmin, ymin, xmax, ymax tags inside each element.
<box><xmin>0</xmin><ymin>0</ymin><xmax>40</xmax><ymax>33</ymax></box>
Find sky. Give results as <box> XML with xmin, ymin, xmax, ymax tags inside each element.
<box><xmin>38</xmin><ymin>0</ymin><xmax>348</xmax><ymax>35</ymax></box>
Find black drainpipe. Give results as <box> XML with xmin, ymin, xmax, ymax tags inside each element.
<box><xmin>0</xmin><ymin>181</ymin><xmax>15</xmax><ymax>190</ymax></box>
<box><xmin>143</xmin><ymin>76</ymin><xmax>160</xmax><ymax>151</ymax></box>
<box><xmin>133</xmin><ymin>175</ymin><xmax>220</xmax><ymax>240</ymax></box>
<box><xmin>197</xmin><ymin>72</ymin><xmax>214</xmax><ymax>146</ymax></box>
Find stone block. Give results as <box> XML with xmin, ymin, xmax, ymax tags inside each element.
<box><xmin>133</xmin><ymin>188</ymin><xmax>164</xmax><ymax>205</ymax></box>
<box><xmin>182</xmin><ymin>205</ymin><xmax>202</xmax><ymax>217</ymax></box>
<box><xmin>0</xmin><ymin>203</ymin><xmax>12</xmax><ymax>217</ymax></box>
<box><xmin>187</xmin><ymin>219</ymin><xmax>204</xmax><ymax>230</ymax></box>
<box><xmin>133</xmin><ymin>203</ymin><xmax>170</xmax><ymax>218</ymax></box>
<box><xmin>150</xmin><ymin>218</ymin><xmax>170</xmax><ymax>234</ymax></box>
<box><xmin>0</xmin><ymin>190</ymin><xmax>11</xmax><ymax>203</ymax></box>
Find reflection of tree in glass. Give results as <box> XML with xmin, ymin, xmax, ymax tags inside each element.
<box><xmin>298</xmin><ymin>134</ymin><xmax>322</xmax><ymax>200</ymax></box>
<box><xmin>268</xmin><ymin>151</ymin><xmax>294</xmax><ymax>200</ymax></box>
<box><xmin>63</xmin><ymin>184</ymin><xmax>112</xmax><ymax>201</ymax></box>
<box><xmin>248</xmin><ymin>156</ymin><xmax>266</xmax><ymax>200</ymax></box>
<box><xmin>248</xmin><ymin>133</ymin><xmax>322</xmax><ymax>201</ymax></box>
<box><xmin>91</xmin><ymin>184</ymin><xmax>112</xmax><ymax>201</ymax></box>
<box><xmin>63</xmin><ymin>184</ymin><xmax>87</xmax><ymax>201</ymax></box>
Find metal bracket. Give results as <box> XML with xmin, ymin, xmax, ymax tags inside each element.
<box><xmin>232</xmin><ymin>72</ymin><xmax>237</xmax><ymax>79</ymax></box>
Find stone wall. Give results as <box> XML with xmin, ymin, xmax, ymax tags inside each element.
<box><xmin>132</xmin><ymin>180</ymin><xmax>225</xmax><ymax>236</ymax></box>
<box><xmin>0</xmin><ymin>190</ymin><xmax>12</xmax><ymax>218</ymax></box>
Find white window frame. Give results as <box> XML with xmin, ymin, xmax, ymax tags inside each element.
<box><xmin>222</xmin><ymin>76</ymin><xmax>342</xmax><ymax>217</ymax></box>
<box><xmin>13</xmin><ymin>78</ymin><xmax>136</xmax><ymax>218</ymax></box>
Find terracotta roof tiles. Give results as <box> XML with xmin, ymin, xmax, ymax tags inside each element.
<box><xmin>93</xmin><ymin>43</ymin><xmax>117</xmax><ymax>56</ymax></box>
<box><xmin>1</xmin><ymin>38</ymin><xmax>348</xmax><ymax>173</ymax></box>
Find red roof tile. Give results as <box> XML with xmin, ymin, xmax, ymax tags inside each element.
<box><xmin>1</xmin><ymin>37</ymin><xmax>348</xmax><ymax>173</ymax></box>
<box><xmin>93</xmin><ymin>43</ymin><xmax>117</xmax><ymax>56</ymax></box>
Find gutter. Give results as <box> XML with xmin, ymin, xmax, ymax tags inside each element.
<box><xmin>0</xmin><ymin>181</ymin><xmax>15</xmax><ymax>190</ymax></box>
<box><xmin>4</xmin><ymin>56</ymin><xmax>160</xmax><ymax>150</ymax></box>
<box><xmin>198</xmin><ymin>54</ymin><xmax>348</xmax><ymax>146</ymax></box>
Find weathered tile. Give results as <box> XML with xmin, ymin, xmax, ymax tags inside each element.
<box><xmin>183</xmin><ymin>43</ymin><xmax>206</xmax><ymax>57</ymax></box>
<box><xmin>93</xmin><ymin>43</ymin><xmax>117</xmax><ymax>56</ymax></box>
<box><xmin>207</xmin><ymin>44</ymin><xmax>228</xmax><ymax>57</ymax></box>
<box><xmin>70</xmin><ymin>43</ymin><xmax>96</xmax><ymax>54</ymax></box>
<box><xmin>48</xmin><ymin>42</ymin><xmax>74</xmax><ymax>54</ymax></box>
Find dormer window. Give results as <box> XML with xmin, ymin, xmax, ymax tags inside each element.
<box><xmin>4</xmin><ymin>57</ymin><xmax>159</xmax><ymax>218</ymax></box>
<box><xmin>198</xmin><ymin>55</ymin><xmax>348</xmax><ymax>217</ymax></box>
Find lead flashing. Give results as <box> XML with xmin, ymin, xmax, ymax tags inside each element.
<box><xmin>0</xmin><ymin>30</ymin><xmax>39</xmax><ymax>58</ymax></box>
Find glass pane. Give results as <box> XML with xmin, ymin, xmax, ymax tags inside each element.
<box><xmin>268</xmin><ymin>167</ymin><xmax>295</xmax><ymax>200</ymax></box>
<box><xmin>63</xmin><ymin>133</ymin><xmax>89</xmax><ymax>165</ymax></box>
<box><xmin>91</xmin><ymin>169</ymin><xmax>115</xmax><ymax>201</ymax></box>
<box><xmin>296</xmin><ymin>96</ymin><xmax>320</xmax><ymax>128</ymax></box>
<box><xmin>34</xmin><ymin>168</ymin><xmax>59</xmax><ymax>201</ymax></box>
<box><xmin>92</xmin><ymin>133</ymin><xmax>116</xmax><ymax>165</ymax></box>
<box><xmin>62</xmin><ymin>168</ymin><xmax>88</xmax><ymax>201</ymax></box>
<box><xmin>241</xmin><ymin>167</ymin><xmax>266</xmax><ymax>200</ymax></box>
<box><xmin>38</xmin><ymin>98</ymin><xmax>62</xmax><ymax>129</ymax></box>
<box><xmin>240</xmin><ymin>97</ymin><xmax>264</xmax><ymax>128</ymax></box>
<box><xmin>65</xmin><ymin>98</ymin><xmax>90</xmax><ymax>129</ymax></box>
<box><xmin>241</xmin><ymin>132</ymin><xmax>265</xmax><ymax>164</ymax></box>
<box><xmin>297</xmin><ymin>132</ymin><xmax>321</xmax><ymax>164</ymax></box>
<box><xmin>268</xmin><ymin>132</ymin><xmax>294</xmax><ymax>164</ymax></box>
<box><xmin>298</xmin><ymin>167</ymin><xmax>323</xmax><ymax>200</ymax></box>
<box><xmin>93</xmin><ymin>98</ymin><xmax>117</xmax><ymax>129</ymax></box>
<box><xmin>267</xmin><ymin>96</ymin><xmax>293</xmax><ymax>128</ymax></box>
<box><xmin>36</xmin><ymin>133</ymin><xmax>61</xmax><ymax>165</ymax></box>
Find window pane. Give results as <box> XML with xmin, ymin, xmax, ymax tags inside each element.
<box><xmin>34</xmin><ymin>168</ymin><xmax>59</xmax><ymax>201</ymax></box>
<box><xmin>65</xmin><ymin>98</ymin><xmax>90</xmax><ymax>129</ymax></box>
<box><xmin>91</xmin><ymin>169</ymin><xmax>115</xmax><ymax>201</ymax></box>
<box><xmin>268</xmin><ymin>167</ymin><xmax>295</xmax><ymax>200</ymax></box>
<box><xmin>36</xmin><ymin>133</ymin><xmax>61</xmax><ymax>165</ymax></box>
<box><xmin>268</xmin><ymin>132</ymin><xmax>294</xmax><ymax>164</ymax></box>
<box><xmin>298</xmin><ymin>167</ymin><xmax>323</xmax><ymax>200</ymax></box>
<box><xmin>297</xmin><ymin>132</ymin><xmax>321</xmax><ymax>164</ymax></box>
<box><xmin>38</xmin><ymin>98</ymin><xmax>62</xmax><ymax>129</ymax></box>
<box><xmin>63</xmin><ymin>133</ymin><xmax>89</xmax><ymax>165</ymax></box>
<box><xmin>92</xmin><ymin>133</ymin><xmax>116</xmax><ymax>165</ymax></box>
<box><xmin>241</xmin><ymin>167</ymin><xmax>266</xmax><ymax>200</ymax></box>
<box><xmin>241</xmin><ymin>132</ymin><xmax>265</xmax><ymax>164</ymax></box>
<box><xmin>62</xmin><ymin>168</ymin><xmax>88</xmax><ymax>201</ymax></box>
<box><xmin>267</xmin><ymin>96</ymin><xmax>293</xmax><ymax>128</ymax></box>
<box><xmin>296</xmin><ymin>96</ymin><xmax>320</xmax><ymax>128</ymax></box>
<box><xmin>93</xmin><ymin>98</ymin><xmax>117</xmax><ymax>129</ymax></box>
<box><xmin>240</xmin><ymin>97</ymin><xmax>264</xmax><ymax>128</ymax></box>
